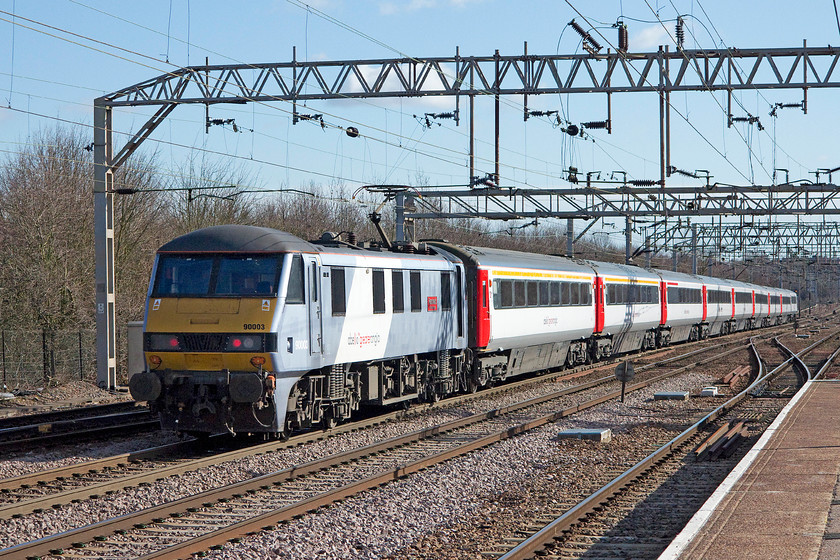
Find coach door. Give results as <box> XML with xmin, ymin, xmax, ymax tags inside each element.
<box><xmin>306</xmin><ymin>257</ymin><xmax>323</xmax><ymax>354</ymax></box>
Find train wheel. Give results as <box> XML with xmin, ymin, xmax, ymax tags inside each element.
<box><xmin>467</xmin><ymin>378</ymin><xmax>479</xmax><ymax>393</ymax></box>
<box><xmin>321</xmin><ymin>410</ymin><xmax>338</xmax><ymax>430</ymax></box>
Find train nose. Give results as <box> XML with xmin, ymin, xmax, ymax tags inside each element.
<box><xmin>129</xmin><ymin>371</ymin><xmax>162</xmax><ymax>402</ymax></box>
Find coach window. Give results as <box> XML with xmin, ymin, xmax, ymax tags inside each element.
<box><xmin>582</xmin><ymin>284</ymin><xmax>592</xmax><ymax>305</ymax></box>
<box><xmin>536</xmin><ymin>281</ymin><xmax>548</xmax><ymax>306</ymax></box>
<box><xmin>330</xmin><ymin>267</ymin><xmax>346</xmax><ymax>316</ymax></box>
<box><xmin>560</xmin><ymin>282</ymin><xmax>570</xmax><ymax>306</ymax></box>
<box><xmin>372</xmin><ymin>269</ymin><xmax>386</xmax><ymax>314</ymax></box>
<box><xmin>513</xmin><ymin>280</ymin><xmax>526</xmax><ymax>307</ymax></box>
<box><xmin>570</xmin><ymin>283</ymin><xmax>580</xmax><ymax>305</ymax></box>
<box><xmin>286</xmin><ymin>255</ymin><xmax>305</xmax><ymax>304</ymax></box>
<box><xmin>500</xmin><ymin>280</ymin><xmax>513</xmax><ymax>308</ymax></box>
<box><xmin>550</xmin><ymin>281</ymin><xmax>560</xmax><ymax>305</ymax></box>
<box><xmin>526</xmin><ymin>281</ymin><xmax>539</xmax><ymax>306</ymax></box>
<box><xmin>392</xmin><ymin>270</ymin><xmax>404</xmax><ymax>313</ymax></box>
<box><xmin>441</xmin><ymin>272</ymin><xmax>452</xmax><ymax>311</ymax></box>
<box><xmin>410</xmin><ymin>271</ymin><xmax>422</xmax><ymax>312</ymax></box>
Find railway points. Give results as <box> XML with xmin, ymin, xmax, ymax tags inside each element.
<box><xmin>661</xmin><ymin>334</ymin><xmax>840</xmax><ymax>560</ymax></box>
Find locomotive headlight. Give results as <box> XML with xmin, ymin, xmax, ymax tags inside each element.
<box><xmin>148</xmin><ymin>355</ymin><xmax>162</xmax><ymax>366</ymax></box>
<box><xmin>147</xmin><ymin>334</ymin><xmax>181</xmax><ymax>351</ymax></box>
<box><xmin>226</xmin><ymin>335</ymin><xmax>262</xmax><ymax>352</ymax></box>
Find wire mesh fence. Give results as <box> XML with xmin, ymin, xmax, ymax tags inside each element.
<box><xmin>0</xmin><ymin>328</ymin><xmax>131</xmax><ymax>390</ymax></box>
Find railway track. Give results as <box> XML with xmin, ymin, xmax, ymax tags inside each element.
<box><xmin>490</xmin><ymin>329</ymin><xmax>839</xmax><ymax>560</ymax></box>
<box><xmin>0</xmin><ymin>323</ymin><xmax>784</xmax><ymax>518</ymax></box>
<box><xmin>0</xmin><ymin>399</ymin><xmax>157</xmax><ymax>448</ymax></box>
<box><xmin>0</xmin><ymin>327</ymin><xmax>784</xmax><ymax>560</ymax></box>
<box><xmin>0</xmin><ymin>401</ymin><xmax>141</xmax><ymax>428</ymax></box>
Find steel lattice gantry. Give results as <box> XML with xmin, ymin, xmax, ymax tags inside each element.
<box><xmin>649</xmin><ymin>219</ymin><xmax>840</xmax><ymax>260</ymax></box>
<box><xmin>101</xmin><ymin>45</ymin><xmax>840</xmax><ymax>105</ymax></box>
<box><xmin>94</xmin><ymin>45</ymin><xmax>840</xmax><ymax>388</ymax></box>
<box><xmin>406</xmin><ymin>182</ymin><xmax>840</xmax><ymax>219</ymax></box>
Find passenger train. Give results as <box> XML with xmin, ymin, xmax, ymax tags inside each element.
<box><xmin>128</xmin><ymin>225</ymin><xmax>798</xmax><ymax>437</ymax></box>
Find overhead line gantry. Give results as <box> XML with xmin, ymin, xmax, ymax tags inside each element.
<box><xmin>94</xmin><ymin>44</ymin><xmax>840</xmax><ymax>388</ymax></box>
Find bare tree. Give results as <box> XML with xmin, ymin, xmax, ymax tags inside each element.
<box><xmin>0</xmin><ymin>126</ymin><xmax>94</xmax><ymax>331</ymax></box>
<box><xmin>0</xmin><ymin>125</ymin><xmax>170</xmax><ymax>330</ymax></box>
<box><xmin>167</xmin><ymin>154</ymin><xmax>261</xmax><ymax>234</ymax></box>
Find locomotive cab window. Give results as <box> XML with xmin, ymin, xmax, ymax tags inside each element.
<box><xmin>441</xmin><ymin>272</ymin><xmax>452</xmax><ymax>311</ymax></box>
<box><xmin>154</xmin><ymin>256</ymin><xmax>214</xmax><ymax>296</ymax></box>
<box><xmin>153</xmin><ymin>254</ymin><xmax>281</xmax><ymax>297</ymax></box>
<box><xmin>284</xmin><ymin>255</ymin><xmax>305</xmax><ymax>303</ymax></box>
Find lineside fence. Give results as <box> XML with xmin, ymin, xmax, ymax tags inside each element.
<box><xmin>0</xmin><ymin>328</ymin><xmax>131</xmax><ymax>390</ymax></box>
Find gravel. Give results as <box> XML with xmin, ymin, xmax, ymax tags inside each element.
<box><xmin>202</xmin><ymin>372</ymin><xmax>716</xmax><ymax>560</ymax></box>
<box><xmin>0</xmin><ymin>369</ymin><xmax>719</xmax><ymax>556</ymax></box>
<box><xmin>0</xmin><ymin>380</ymin><xmax>133</xmax><ymax>417</ymax></box>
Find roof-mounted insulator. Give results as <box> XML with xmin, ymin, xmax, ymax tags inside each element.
<box><xmin>667</xmin><ymin>166</ymin><xmax>700</xmax><ymax>179</ymax></box>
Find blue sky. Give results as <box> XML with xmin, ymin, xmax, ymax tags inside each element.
<box><xmin>1</xmin><ymin>1</ymin><xmax>839</xmax><ymax>244</ymax></box>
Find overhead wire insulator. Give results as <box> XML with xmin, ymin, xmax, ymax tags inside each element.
<box><xmin>569</xmin><ymin>19</ymin><xmax>602</xmax><ymax>53</ymax></box>
<box><xmin>629</xmin><ymin>179</ymin><xmax>659</xmax><ymax>186</ymax></box>
<box><xmin>617</xmin><ymin>22</ymin><xmax>629</xmax><ymax>53</ymax></box>
<box><xmin>528</xmin><ymin>110</ymin><xmax>559</xmax><ymax>118</ymax></box>
<box><xmin>676</xmin><ymin>17</ymin><xmax>685</xmax><ymax>51</ymax></box>
<box><xmin>667</xmin><ymin>166</ymin><xmax>700</xmax><ymax>179</ymax></box>
<box><xmin>582</xmin><ymin>120</ymin><xmax>609</xmax><ymax>130</ymax></box>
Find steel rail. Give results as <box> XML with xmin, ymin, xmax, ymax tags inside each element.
<box><xmin>497</xmin><ymin>331</ymin><xmax>837</xmax><ymax>560</ymax></box>
<box><xmin>773</xmin><ymin>337</ymin><xmax>811</xmax><ymax>382</ymax></box>
<box><xmin>133</xmin><ymin>345</ymin><xmax>758</xmax><ymax>560</ymax></box>
<box><xmin>0</xmin><ymin>401</ymin><xmax>142</xmax><ymax>428</ymax></box>
<box><xmin>0</xmin><ymin>323</ymin><xmax>775</xmax><ymax>514</ymax></box>
<box><xmin>0</xmin><ymin>417</ymin><xmax>159</xmax><ymax>454</ymax></box>
<box><xmin>0</xmin><ymin>410</ymin><xmax>153</xmax><ymax>441</ymax></box>
<box><xmin>813</xmin><ymin>344</ymin><xmax>840</xmax><ymax>380</ymax></box>
<box><xmin>0</xmin><ymin>336</ymin><xmax>757</xmax><ymax>560</ymax></box>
